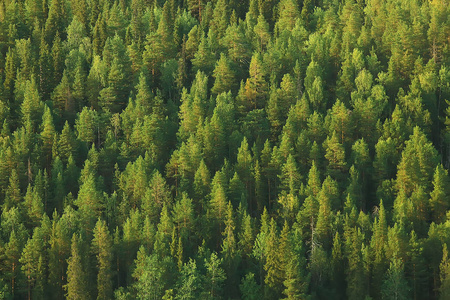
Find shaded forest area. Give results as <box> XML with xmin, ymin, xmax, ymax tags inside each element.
<box><xmin>0</xmin><ymin>0</ymin><xmax>449</xmax><ymax>299</ymax></box>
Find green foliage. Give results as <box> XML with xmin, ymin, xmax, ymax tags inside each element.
<box><xmin>65</xmin><ymin>234</ymin><xmax>90</xmax><ymax>300</ymax></box>
<box><xmin>0</xmin><ymin>0</ymin><xmax>449</xmax><ymax>299</ymax></box>
<box><xmin>92</xmin><ymin>219</ymin><xmax>113</xmax><ymax>300</ymax></box>
<box><xmin>202</xmin><ymin>252</ymin><xmax>226</xmax><ymax>299</ymax></box>
<box><xmin>133</xmin><ymin>249</ymin><xmax>170</xmax><ymax>300</ymax></box>
<box><xmin>175</xmin><ymin>259</ymin><xmax>201</xmax><ymax>300</ymax></box>
<box><xmin>381</xmin><ymin>257</ymin><xmax>410</xmax><ymax>300</ymax></box>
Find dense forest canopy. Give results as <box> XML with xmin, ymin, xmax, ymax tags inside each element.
<box><xmin>0</xmin><ymin>0</ymin><xmax>449</xmax><ymax>299</ymax></box>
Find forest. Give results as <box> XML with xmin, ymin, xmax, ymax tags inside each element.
<box><xmin>0</xmin><ymin>0</ymin><xmax>449</xmax><ymax>299</ymax></box>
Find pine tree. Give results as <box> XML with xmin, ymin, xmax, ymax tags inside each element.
<box><xmin>238</xmin><ymin>211</ymin><xmax>254</xmax><ymax>258</ymax></box>
<box><xmin>65</xmin><ymin>234</ymin><xmax>90</xmax><ymax>300</ymax></box>
<box><xmin>281</xmin><ymin>225</ymin><xmax>308</xmax><ymax>300</ymax></box>
<box><xmin>203</xmin><ymin>252</ymin><xmax>226</xmax><ymax>299</ymax></box>
<box><xmin>326</xmin><ymin>99</ymin><xmax>354</xmax><ymax>146</ymax></box>
<box><xmin>172</xmin><ymin>193</ymin><xmax>195</xmax><ymax>241</ymax></box>
<box><xmin>75</xmin><ymin>173</ymin><xmax>104</xmax><ymax>235</ymax></box>
<box><xmin>4</xmin><ymin>47</ymin><xmax>17</xmax><ymax>108</ymax></box>
<box><xmin>331</xmin><ymin>232</ymin><xmax>345</xmax><ymax>298</ymax></box>
<box><xmin>397</xmin><ymin>126</ymin><xmax>439</xmax><ymax>195</ymax></box>
<box><xmin>21</xmin><ymin>78</ymin><xmax>43</xmax><ymax>128</ymax></box>
<box><xmin>23</xmin><ymin>185</ymin><xmax>44</xmax><ymax>227</ymax></box>
<box><xmin>430</xmin><ymin>164</ymin><xmax>450</xmax><ymax>223</ymax></box>
<box><xmin>428</xmin><ymin>0</ymin><xmax>450</xmax><ymax>65</ymax></box>
<box><xmin>75</xmin><ymin>107</ymin><xmax>98</xmax><ymax>145</ymax></box>
<box><xmin>221</xmin><ymin>202</ymin><xmax>239</xmax><ymax>295</ymax></box>
<box><xmin>241</xmin><ymin>53</ymin><xmax>267</xmax><ymax>111</ymax></box>
<box><xmin>44</xmin><ymin>0</ymin><xmax>67</xmax><ymax>42</ymax></box>
<box><xmin>20</xmin><ymin>227</ymin><xmax>46</xmax><ymax>300</ymax></box>
<box><xmin>135</xmin><ymin>72</ymin><xmax>153</xmax><ymax>115</ymax></box>
<box><xmin>212</xmin><ymin>54</ymin><xmax>236</xmax><ymax>96</ymax></box>
<box><xmin>304</xmin><ymin>59</ymin><xmax>325</xmax><ymax>112</ymax></box>
<box><xmin>176</xmin><ymin>259</ymin><xmax>201</xmax><ymax>300</ymax></box>
<box><xmin>253</xmin><ymin>14</ymin><xmax>270</xmax><ymax>52</ymax></box>
<box><xmin>51</xmin><ymin>33</ymin><xmax>65</xmax><ymax>84</ymax></box>
<box><xmin>191</xmin><ymin>33</ymin><xmax>216</xmax><ymax>75</ymax></box>
<box><xmin>407</xmin><ymin>230</ymin><xmax>427</xmax><ymax>300</ymax></box>
<box><xmin>222</xmin><ymin>22</ymin><xmax>252</xmax><ymax>73</ymax></box>
<box><xmin>440</xmin><ymin>244</ymin><xmax>450</xmax><ymax>300</ymax></box>
<box><xmin>315</xmin><ymin>176</ymin><xmax>338</xmax><ymax>248</ymax></box>
<box><xmin>4</xmin><ymin>229</ymin><xmax>23</xmax><ymax>298</ymax></box>
<box><xmin>381</xmin><ymin>256</ymin><xmax>410</xmax><ymax>300</ymax></box>
<box><xmin>239</xmin><ymin>272</ymin><xmax>261</xmax><ymax>300</ymax></box>
<box><xmin>306</xmin><ymin>161</ymin><xmax>321</xmax><ymax>198</ymax></box>
<box><xmin>264</xmin><ymin>218</ymin><xmax>282</xmax><ymax>298</ymax></box>
<box><xmin>155</xmin><ymin>205</ymin><xmax>174</xmax><ymax>256</ymax></box>
<box><xmin>345</xmin><ymin>227</ymin><xmax>367</xmax><ymax>300</ymax></box>
<box><xmin>187</xmin><ymin>0</ymin><xmax>205</xmax><ymax>21</ymax></box>
<box><xmin>57</xmin><ymin>121</ymin><xmax>77</xmax><ymax>165</ymax></box>
<box><xmin>323</xmin><ymin>131</ymin><xmax>347</xmax><ymax>183</ymax></box>
<box><xmin>133</xmin><ymin>250</ymin><xmax>168</xmax><ymax>300</ymax></box>
<box><xmin>267</xmin><ymin>74</ymin><xmax>297</xmax><ymax>138</ymax></box>
<box><xmin>210</xmin><ymin>0</ymin><xmax>228</xmax><ymax>39</ymax></box>
<box><xmin>236</xmin><ymin>137</ymin><xmax>252</xmax><ymax>200</ymax></box>
<box><xmin>371</xmin><ymin>200</ymin><xmax>388</xmax><ymax>297</ymax></box>
<box><xmin>48</xmin><ymin>213</ymin><xmax>70</xmax><ymax>299</ymax></box>
<box><xmin>193</xmin><ymin>159</ymin><xmax>211</xmax><ymax>210</ymax></box>
<box><xmin>142</xmin><ymin>170</ymin><xmax>171</xmax><ymax>219</ymax></box>
<box><xmin>279</xmin><ymin>154</ymin><xmax>300</xmax><ymax>196</ymax></box>
<box><xmin>92</xmin><ymin>219</ymin><xmax>113</xmax><ymax>300</ymax></box>
<box><xmin>4</xmin><ymin>169</ymin><xmax>21</xmax><ymax>211</ymax></box>
<box><xmin>275</xmin><ymin>0</ymin><xmax>299</xmax><ymax>35</ymax></box>
<box><xmin>208</xmin><ymin>179</ymin><xmax>228</xmax><ymax>240</ymax></box>
<box><xmin>40</xmin><ymin>105</ymin><xmax>56</xmax><ymax>168</ymax></box>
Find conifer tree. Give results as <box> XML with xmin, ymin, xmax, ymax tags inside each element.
<box><xmin>222</xmin><ymin>22</ymin><xmax>252</xmax><ymax>73</ymax></box>
<box><xmin>172</xmin><ymin>193</ymin><xmax>195</xmax><ymax>242</ymax></box>
<box><xmin>241</xmin><ymin>53</ymin><xmax>267</xmax><ymax>111</ymax></box>
<box><xmin>275</xmin><ymin>0</ymin><xmax>299</xmax><ymax>35</ymax></box>
<box><xmin>396</xmin><ymin>126</ymin><xmax>439</xmax><ymax>195</ymax></box>
<box><xmin>75</xmin><ymin>173</ymin><xmax>104</xmax><ymax>234</ymax></box>
<box><xmin>4</xmin><ymin>229</ymin><xmax>23</xmax><ymax>298</ymax></box>
<box><xmin>440</xmin><ymin>244</ymin><xmax>450</xmax><ymax>300</ymax></box>
<box><xmin>236</xmin><ymin>137</ymin><xmax>252</xmax><ymax>195</ymax></box>
<box><xmin>92</xmin><ymin>219</ymin><xmax>113</xmax><ymax>300</ymax></box>
<box><xmin>176</xmin><ymin>259</ymin><xmax>201</xmax><ymax>300</ymax></box>
<box><xmin>253</xmin><ymin>14</ymin><xmax>270</xmax><ymax>52</ymax></box>
<box><xmin>23</xmin><ymin>185</ymin><xmax>44</xmax><ymax>227</ymax></box>
<box><xmin>240</xmin><ymin>272</ymin><xmax>261</xmax><ymax>300</ymax></box>
<box><xmin>210</xmin><ymin>0</ymin><xmax>228</xmax><ymax>39</ymax></box>
<box><xmin>212</xmin><ymin>54</ymin><xmax>236</xmax><ymax>96</ymax></box>
<box><xmin>4</xmin><ymin>169</ymin><xmax>21</xmax><ymax>211</ymax></box>
<box><xmin>20</xmin><ymin>227</ymin><xmax>46</xmax><ymax>300</ymax></box>
<box><xmin>65</xmin><ymin>234</ymin><xmax>89</xmax><ymax>300</ymax></box>
<box><xmin>75</xmin><ymin>107</ymin><xmax>98</xmax><ymax>146</ymax></box>
<box><xmin>133</xmin><ymin>250</ymin><xmax>168</xmax><ymax>300</ymax></box>
<box><xmin>304</xmin><ymin>59</ymin><xmax>325</xmax><ymax>112</ymax></box>
<box><xmin>21</xmin><ymin>79</ymin><xmax>43</xmax><ymax>128</ymax></box>
<box><xmin>191</xmin><ymin>32</ymin><xmax>216</xmax><ymax>76</ymax></box>
<box><xmin>381</xmin><ymin>256</ymin><xmax>410</xmax><ymax>300</ymax></box>
<box><xmin>40</xmin><ymin>105</ymin><xmax>56</xmax><ymax>168</ymax></box>
<box><xmin>345</xmin><ymin>227</ymin><xmax>367</xmax><ymax>300</ymax></box>
<box><xmin>238</xmin><ymin>211</ymin><xmax>254</xmax><ymax>258</ymax></box>
<box><xmin>264</xmin><ymin>218</ymin><xmax>282</xmax><ymax>298</ymax></box>
<box><xmin>430</xmin><ymin>164</ymin><xmax>450</xmax><ymax>223</ymax></box>
<box><xmin>203</xmin><ymin>252</ymin><xmax>226</xmax><ymax>299</ymax></box>
<box><xmin>324</xmin><ymin>131</ymin><xmax>347</xmax><ymax>183</ymax></box>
